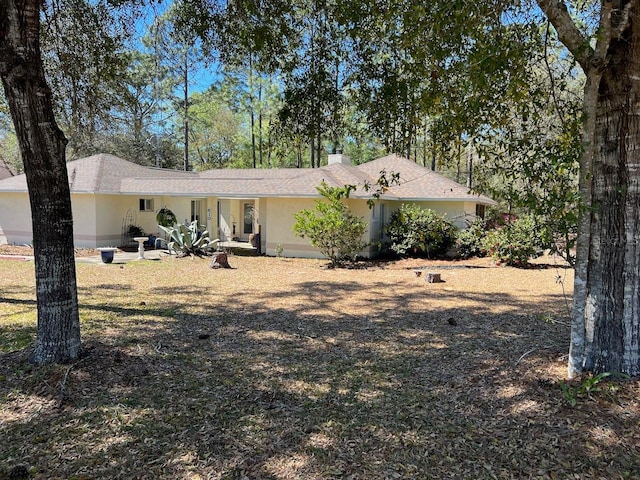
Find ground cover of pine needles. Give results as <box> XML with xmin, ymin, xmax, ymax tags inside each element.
<box><xmin>0</xmin><ymin>253</ymin><xmax>639</xmax><ymax>479</ymax></box>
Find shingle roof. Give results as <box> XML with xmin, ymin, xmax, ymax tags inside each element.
<box><xmin>369</xmin><ymin>155</ymin><xmax>493</xmax><ymax>202</ymax></box>
<box><xmin>0</xmin><ymin>164</ymin><xmax>13</xmax><ymax>180</ymax></box>
<box><xmin>0</xmin><ymin>156</ymin><xmax>16</xmax><ymax>180</ymax></box>
<box><xmin>0</xmin><ymin>152</ymin><xmax>496</xmax><ymax>205</ymax></box>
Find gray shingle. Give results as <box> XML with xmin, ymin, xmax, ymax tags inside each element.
<box><xmin>0</xmin><ymin>153</ymin><xmax>496</xmax><ymax>205</ymax></box>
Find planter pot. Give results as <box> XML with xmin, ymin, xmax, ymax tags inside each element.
<box><xmin>98</xmin><ymin>247</ymin><xmax>117</xmax><ymax>264</ymax></box>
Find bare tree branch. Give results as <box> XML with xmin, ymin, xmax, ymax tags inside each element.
<box><xmin>536</xmin><ymin>0</ymin><xmax>593</xmax><ymax>71</ymax></box>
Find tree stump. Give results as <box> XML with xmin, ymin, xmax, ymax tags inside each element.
<box><xmin>425</xmin><ymin>272</ymin><xmax>442</xmax><ymax>283</ymax></box>
<box><xmin>210</xmin><ymin>252</ymin><xmax>231</xmax><ymax>269</ymax></box>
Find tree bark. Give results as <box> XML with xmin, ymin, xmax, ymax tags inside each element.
<box><xmin>183</xmin><ymin>51</ymin><xmax>190</xmax><ymax>171</ymax></box>
<box><xmin>0</xmin><ymin>0</ymin><xmax>81</xmax><ymax>364</ymax></box>
<box><xmin>580</xmin><ymin>8</ymin><xmax>640</xmax><ymax>375</ymax></box>
<box><xmin>248</xmin><ymin>54</ymin><xmax>257</xmax><ymax>169</ymax></box>
<box><xmin>541</xmin><ymin>0</ymin><xmax>640</xmax><ymax>376</ymax></box>
<box><xmin>210</xmin><ymin>252</ymin><xmax>231</xmax><ymax>269</ymax></box>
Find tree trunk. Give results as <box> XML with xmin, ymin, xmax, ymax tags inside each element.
<box><xmin>576</xmin><ymin>17</ymin><xmax>640</xmax><ymax>376</ymax></box>
<box><xmin>258</xmin><ymin>82</ymin><xmax>263</xmax><ymax>166</ymax></box>
<box><xmin>183</xmin><ymin>51</ymin><xmax>189</xmax><ymax>171</ymax></box>
<box><xmin>466</xmin><ymin>140</ymin><xmax>473</xmax><ymax>190</ymax></box>
<box><xmin>248</xmin><ymin>55</ymin><xmax>257</xmax><ymax>169</ymax></box>
<box><xmin>0</xmin><ymin>0</ymin><xmax>81</xmax><ymax>364</ymax></box>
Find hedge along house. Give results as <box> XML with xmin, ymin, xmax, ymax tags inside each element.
<box><xmin>0</xmin><ymin>153</ymin><xmax>496</xmax><ymax>258</ymax></box>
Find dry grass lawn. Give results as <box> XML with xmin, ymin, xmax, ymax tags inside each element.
<box><xmin>0</xmin><ymin>251</ymin><xmax>639</xmax><ymax>479</ymax></box>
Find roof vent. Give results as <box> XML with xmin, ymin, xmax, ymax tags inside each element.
<box><xmin>328</xmin><ymin>154</ymin><xmax>351</xmax><ymax>166</ymax></box>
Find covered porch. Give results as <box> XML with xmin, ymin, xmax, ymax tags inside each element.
<box><xmin>215</xmin><ymin>197</ymin><xmax>264</xmax><ymax>254</ymax></box>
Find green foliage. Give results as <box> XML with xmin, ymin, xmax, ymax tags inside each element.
<box><xmin>156</xmin><ymin>207</ymin><xmax>177</xmax><ymax>228</ymax></box>
<box><xmin>41</xmin><ymin>0</ymin><xmax>130</xmax><ymax>159</ymax></box>
<box><xmin>455</xmin><ymin>218</ymin><xmax>488</xmax><ymax>259</ymax></box>
<box><xmin>560</xmin><ymin>372</ymin><xmax>629</xmax><ymax>407</ymax></box>
<box><xmin>473</xmin><ymin>47</ymin><xmax>583</xmax><ymax>267</ymax></box>
<box><xmin>385</xmin><ymin>204</ymin><xmax>456</xmax><ymax>258</ymax></box>
<box><xmin>189</xmin><ymin>88</ymin><xmax>245</xmax><ymax>169</ymax></box>
<box><xmin>293</xmin><ymin>182</ymin><xmax>367</xmax><ymax>266</ymax></box>
<box><xmin>481</xmin><ymin>215</ymin><xmax>550</xmax><ymax>267</ymax></box>
<box><xmin>127</xmin><ymin>224</ymin><xmax>145</xmax><ymax>237</ymax></box>
<box><xmin>362</xmin><ymin>169</ymin><xmax>401</xmax><ymax>208</ymax></box>
<box><xmin>159</xmin><ymin>221</ymin><xmax>218</xmax><ymax>257</ymax></box>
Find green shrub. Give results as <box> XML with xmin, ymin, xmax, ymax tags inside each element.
<box><xmin>127</xmin><ymin>224</ymin><xmax>145</xmax><ymax>237</ymax></box>
<box><xmin>455</xmin><ymin>218</ymin><xmax>487</xmax><ymax>259</ymax></box>
<box><xmin>385</xmin><ymin>204</ymin><xmax>456</xmax><ymax>258</ymax></box>
<box><xmin>482</xmin><ymin>215</ymin><xmax>550</xmax><ymax>267</ymax></box>
<box><xmin>293</xmin><ymin>182</ymin><xmax>368</xmax><ymax>267</ymax></box>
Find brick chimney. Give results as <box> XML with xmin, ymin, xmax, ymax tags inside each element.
<box><xmin>328</xmin><ymin>153</ymin><xmax>351</xmax><ymax>166</ymax></box>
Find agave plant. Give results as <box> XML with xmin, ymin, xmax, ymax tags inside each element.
<box><xmin>159</xmin><ymin>221</ymin><xmax>218</xmax><ymax>257</ymax></box>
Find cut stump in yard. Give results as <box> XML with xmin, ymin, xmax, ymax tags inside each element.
<box><xmin>210</xmin><ymin>252</ymin><xmax>232</xmax><ymax>269</ymax></box>
<box><xmin>425</xmin><ymin>272</ymin><xmax>442</xmax><ymax>283</ymax></box>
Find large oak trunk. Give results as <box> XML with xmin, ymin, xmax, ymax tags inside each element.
<box><xmin>575</xmin><ymin>6</ymin><xmax>640</xmax><ymax>376</ymax></box>
<box><xmin>1</xmin><ymin>0</ymin><xmax>81</xmax><ymax>364</ymax></box>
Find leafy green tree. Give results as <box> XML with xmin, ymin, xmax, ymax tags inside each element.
<box><xmin>40</xmin><ymin>0</ymin><xmax>129</xmax><ymax>159</ymax></box>
<box><xmin>474</xmin><ymin>39</ymin><xmax>583</xmax><ymax>266</ymax></box>
<box><xmin>293</xmin><ymin>182</ymin><xmax>368</xmax><ymax>266</ymax></box>
<box><xmin>1</xmin><ymin>0</ymin><xmax>144</xmax><ymax>364</ymax></box>
<box><xmin>106</xmin><ymin>51</ymin><xmax>170</xmax><ymax>166</ymax></box>
<box><xmin>218</xmin><ymin>64</ymin><xmax>282</xmax><ymax>168</ymax></box>
<box><xmin>189</xmin><ymin>88</ymin><xmax>244</xmax><ymax>169</ymax></box>
<box><xmin>278</xmin><ymin>0</ymin><xmax>348</xmax><ymax>167</ymax></box>
<box><xmin>148</xmin><ymin>2</ymin><xmax>205</xmax><ymax>171</ymax></box>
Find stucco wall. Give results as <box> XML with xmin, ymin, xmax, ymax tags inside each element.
<box><xmin>94</xmin><ymin>194</ymin><xmax>168</xmax><ymax>247</ymax></box>
<box><xmin>0</xmin><ymin>192</ymin><xmax>103</xmax><ymax>248</ymax></box>
<box><xmin>0</xmin><ymin>189</ymin><xmax>483</xmax><ymax>252</ymax></box>
<box><xmin>262</xmin><ymin>197</ymin><xmax>378</xmax><ymax>259</ymax></box>
<box><xmin>73</xmin><ymin>195</ymin><xmax>99</xmax><ymax>246</ymax></box>
<box><xmin>205</xmin><ymin>198</ymin><xmax>217</xmax><ymax>240</ymax></box>
<box><xmin>399</xmin><ymin>200</ymin><xmax>477</xmax><ymax>228</ymax></box>
<box><xmin>263</xmin><ymin>197</ymin><xmax>324</xmax><ymax>258</ymax></box>
<box><xmin>257</xmin><ymin>198</ymin><xmax>268</xmax><ymax>253</ymax></box>
<box><xmin>0</xmin><ymin>192</ymin><xmax>32</xmax><ymax>245</ymax></box>
<box><xmin>260</xmin><ymin>197</ymin><xmax>480</xmax><ymax>259</ymax></box>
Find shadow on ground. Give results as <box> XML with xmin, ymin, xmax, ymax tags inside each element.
<box><xmin>0</xmin><ymin>261</ymin><xmax>637</xmax><ymax>479</ymax></box>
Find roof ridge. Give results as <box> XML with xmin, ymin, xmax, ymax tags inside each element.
<box><xmin>94</xmin><ymin>154</ymin><xmax>106</xmax><ymax>192</ymax></box>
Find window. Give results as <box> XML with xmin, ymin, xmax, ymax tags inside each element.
<box><xmin>475</xmin><ymin>204</ymin><xmax>486</xmax><ymax>219</ymax></box>
<box><xmin>139</xmin><ymin>198</ymin><xmax>154</xmax><ymax>212</ymax></box>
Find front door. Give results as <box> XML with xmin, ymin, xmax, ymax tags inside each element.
<box><xmin>243</xmin><ymin>202</ymin><xmax>254</xmax><ymax>236</ymax></box>
<box><xmin>191</xmin><ymin>200</ymin><xmax>203</xmax><ymax>225</ymax></box>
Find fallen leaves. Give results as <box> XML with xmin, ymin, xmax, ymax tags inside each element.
<box><xmin>0</xmin><ymin>255</ymin><xmax>638</xmax><ymax>479</ymax></box>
